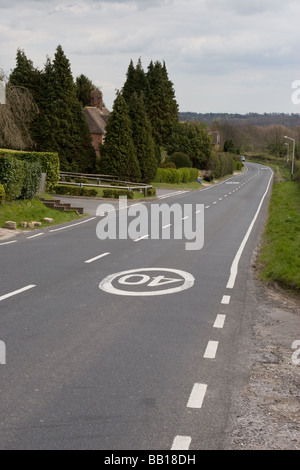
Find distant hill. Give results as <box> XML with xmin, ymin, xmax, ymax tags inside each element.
<box><xmin>178</xmin><ymin>112</ymin><xmax>300</xmax><ymax>128</ymax></box>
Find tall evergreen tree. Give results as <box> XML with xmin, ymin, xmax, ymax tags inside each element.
<box><xmin>9</xmin><ymin>49</ymin><xmax>40</xmax><ymax>102</ymax></box>
<box><xmin>36</xmin><ymin>45</ymin><xmax>96</xmax><ymax>171</ymax></box>
<box><xmin>146</xmin><ymin>61</ymin><xmax>178</xmax><ymax>147</ymax></box>
<box><xmin>128</xmin><ymin>92</ymin><xmax>157</xmax><ymax>183</ymax></box>
<box><xmin>100</xmin><ymin>92</ymin><xmax>141</xmax><ymax>182</ymax></box>
<box><xmin>122</xmin><ymin>58</ymin><xmax>148</xmax><ymax>103</ymax></box>
<box><xmin>75</xmin><ymin>74</ymin><xmax>95</xmax><ymax>107</ymax></box>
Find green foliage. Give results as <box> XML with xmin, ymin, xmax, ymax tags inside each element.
<box><xmin>206</xmin><ymin>152</ymin><xmax>236</xmax><ymax>179</ymax></box>
<box><xmin>53</xmin><ymin>184</ymin><xmax>98</xmax><ymax>197</ymax></box>
<box><xmin>102</xmin><ymin>188</ymin><xmax>134</xmax><ymax>199</ymax></box>
<box><xmin>166</xmin><ymin>122</ymin><xmax>213</xmax><ymax>169</ymax></box>
<box><xmin>0</xmin><ymin>183</ymin><xmax>5</xmax><ymax>203</ymax></box>
<box><xmin>128</xmin><ymin>92</ymin><xmax>157</xmax><ymax>183</ymax></box>
<box><xmin>169</xmin><ymin>152</ymin><xmax>192</xmax><ymax>168</ymax></box>
<box><xmin>154</xmin><ymin>167</ymin><xmax>198</xmax><ymax>184</ymax></box>
<box><xmin>146</xmin><ymin>61</ymin><xmax>179</xmax><ymax>146</ymax></box>
<box><xmin>0</xmin><ymin>149</ymin><xmax>60</xmax><ymax>191</ymax></box>
<box><xmin>0</xmin><ymin>154</ymin><xmax>41</xmax><ymax>200</ymax></box>
<box><xmin>75</xmin><ymin>74</ymin><xmax>95</xmax><ymax>107</ymax></box>
<box><xmin>100</xmin><ymin>93</ymin><xmax>141</xmax><ymax>182</ymax></box>
<box><xmin>147</xmin><ymin>187</ymin><xmax>156</xmax><ymax>197</ymax></box>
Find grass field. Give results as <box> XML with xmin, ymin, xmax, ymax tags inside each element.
<box><xmin>0</xmin><ymin>198</ymin><xmax>83</xmax><ymax>230</ymax></box>
<box><xmin>248</xmin><ymin>154</ymin><xmax>300</xmax><ymax>293</ymax></box>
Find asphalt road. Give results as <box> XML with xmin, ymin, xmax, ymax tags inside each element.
<box><xmin>0</xmin><ymin>162</ymin><xmax>273</xmax><ymax>450</ymax></box>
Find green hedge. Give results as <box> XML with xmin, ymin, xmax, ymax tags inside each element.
<box><xmin>103</xmin><ymin>188</ymin><xmax>134</xmax><ymax>199</ymax></box>
<box><xmin>0</xmin><ymin>155</ymin><xmax>42</xmax><ymax>200</ymax></box>
<box><xmin>0</xmin><ymin>184</ymin><xmax>5</xmax><ymax>203</ymax></box>
<box><xmin>54</xmin><ymin>185</ymin><xmax>98</xmax><ymax>197</ymax></box>
<box><xmin>154</xmin><ymin>167</ymin><xmax>198</xmax><ymax>184</ymax></box>
<box><xmin>0</xmin><ymin>149</ymin><xmax>60</xmax><ymax>191</ymax></box>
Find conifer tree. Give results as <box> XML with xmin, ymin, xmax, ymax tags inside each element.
<box><xmin>100</xmin><ymin>92</ymin><xmax>141</xmax><ymax>182</ymax></box>
<box><xmin>75</xmin><ymin>74</ymin><xmax>95</xmax><ymax>107</ymax></box>
<box><xmin>36</xmin><ymin>45</ymin><xmax>96</xmax><ymax>171</ymax></box>
<box><xmin>122</xmin><ymin>58</ymin><xmax>148</xmax><ymax>103</ymax></box>
<box><xmin>146</xmin><ymin>60</ymin><xmax>178</xmax><ymax>147</ymax></box>
<box><xmin>128</xmin><ymin>92</ymin><xmax>157</xmax><ymax>183</ymax></box>
<box><xmin>9</xmin><ymin>49</ymin><xmax>40</xmax><ymax>102</ymax></box>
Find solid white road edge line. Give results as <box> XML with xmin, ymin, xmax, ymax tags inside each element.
<box><xmin>226</xmin><ymin>168</ymin><xmax>273</xmax><ymax>289</ymax></box>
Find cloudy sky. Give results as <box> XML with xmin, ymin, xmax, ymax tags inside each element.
<box><xmin>1</xmin><ymin>0</ymin><xmax>300</xmax><ymax>114</ymax></box>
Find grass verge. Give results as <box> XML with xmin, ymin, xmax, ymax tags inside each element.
<box><xmin>0</xmin><ymin>198</ymin><xmax>82</xmax><ymax>230</ymax></box>
<box><xmin>256</xmin><ymin>180</ymin><xmax>300</xmax><ymax>292</ymax></box>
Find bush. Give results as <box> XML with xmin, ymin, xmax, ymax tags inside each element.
<box><xmin>147</xmin><ymin>187</ymin><xmax>156</xmax><ymax>197</ymax></box>
<box><xmin>54</xmin><ymin>185</ymin><xmax>99</xmax><ymax>197</ymax></box>
<box><xmin>103</xmin><ymin>188</ymin><xmax>134</xmax><ymax>199</ymax></box>
<box><xmin>0</xmin><ymin>149</ymin><xmax>60</xmax><ymax>191</ymax></box>
<box><xmin>20</xmin><ymin>161</ymin><xmax>42</xmax><ymax>199</ymax></box>
<box><xmin>0</xmin><ymin>184</ymin><xmax>5</xmax><ymax>203</ymax></box>
<box><xmin>154</xmin><ymin>167</ymin><xmax>198</xmax><ymax>184</ymax></box>
<box><xmin>0</xmin><ymin>154</ymin><xmax>41</xmax><ymax>200</ymax></box>
<box><xmin>169</xmin><ymin>152</ymin><xmax>192</xmax><ymax>168</ymax></box>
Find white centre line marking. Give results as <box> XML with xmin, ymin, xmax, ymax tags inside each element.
<box><xmin>213</xmin><ymin>314</ymin><xmax>226</xmax><ymax>329</ymax></box>
<box><xmin>27</xmin><ymin>233</ymin><xmax>44</xmax><ymax>239</ymax></box>
<box><xmin>205</xmin><ymin>205</ymin><xmax>210</xmax><ymax>209</ymax></box>
<box><xmin>221</xmin><ymin>295</ymin><xmax>231</xmax><ymax>304</ymax></box>
<box><xmin>133</xmin><ymin>234</ymin><xmax>149</xmax><ymax>242</ymax></box>
<box><xmin>171</xmin><ymin>436</ymin><xmax>192</xmax><ymax>450</ymax></box>
<box><xmin>0</xmin><ymin>240</ymin><xmax>17</xmax><ymax>246</ymax></box>
<box><xmin>187</xmin><ymin>383</ymin><xmax>207</xmax><ymax>408</ymax></box>
<box><xmin>213</xmin><ymin>201</ymin><xmax>217</xmax><ymax>204</ymax></box>
<box><xmin>49</xmin><ymin>217</ymin><xmax>96</xmax><ymax>232</ymax></box>
<box><xmin>162</xmin><ymin>224</ymin><xmax>172</xmax><ymax>229</ymax></box>
<box><xmin>0</xmin><ymin>284</ymin><xmax>36</xmax><ymax>302</ymax></box>
<box><xmin>203</xmin><ymin>340</ymin><xmax>219</xmax><ymax>359</ymax></box>
<box><xmin>85</xmin><ymin>252</ymin><xmax>110</xmax><ymax>264</ymax></box>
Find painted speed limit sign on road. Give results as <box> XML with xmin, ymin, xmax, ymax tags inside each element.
<box><xmin>99</xmin><ymin>268</ymin><xmax>195</xmax><ymax>296</ymax></box>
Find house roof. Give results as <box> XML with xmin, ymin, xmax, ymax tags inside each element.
<box><xmin>83</xmin><ymin>106</ymin><xmax>110</xmax><ymax>135</ymax></box>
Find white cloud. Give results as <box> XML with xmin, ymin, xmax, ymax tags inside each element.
<box><xmin>0</xmin><ymin>0</ymin><xmax>300</xmax><ymax>113</ymax></box>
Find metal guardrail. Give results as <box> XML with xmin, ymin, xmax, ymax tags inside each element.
<box><xmin>59</xmin><ymin>172</ymin><xmax>153</xmax><ymax>196</ymax></box>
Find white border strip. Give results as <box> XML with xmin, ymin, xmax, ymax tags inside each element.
<box><xmin>226</xmin><ymin>168</ymin><xmax>273</xmax><ymax>289</ymax></box>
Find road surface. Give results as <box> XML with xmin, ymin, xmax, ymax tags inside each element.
<box><xmin>0</xmin><ymin>162</ymin><xmax>273</xmax><ymax>450</ymax></box>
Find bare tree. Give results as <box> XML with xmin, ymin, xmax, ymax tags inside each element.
<box><xmin>0</xmin><ymin>69</ymin><xmax>39</xmax><ymax>150</ymax></box>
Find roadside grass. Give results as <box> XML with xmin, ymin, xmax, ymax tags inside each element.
<box><xmin>248</xmin><ymin>154</ymin><xmax>300</xmax><ymax>292</ymax></box>
<box><xmin>0</xmin><ymin>198</ymin><xmax>83</xmax><ymax>230</ymax></box>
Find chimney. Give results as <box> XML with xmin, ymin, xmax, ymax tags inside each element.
<box><xmin>90</xmin><ymin>89</ymin><xmax>103</xmax><ymax>110</ymax></box>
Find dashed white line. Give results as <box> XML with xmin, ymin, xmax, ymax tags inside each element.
<box><xmin>0</xmin><ymin>284</ymin><xmax>36</xmax><ymax>302</ymax></box>
<box><xmin>203</xmin><ymin>340</ymin><xmax>219</xmax><ymax>359</ymax></box>
<box><xmin>187</xmin><ymin>383</ymin><xmax>207</xmax><ymax>408</ymax></box>
<box><xmin>49</xmin><ymin>217</ymin><xmax>96</xmax><ymax>232</ymax></box>
<box><xmin>85</xmin><ymin>252</ymin><xmax>110</xmax><ymax>264</ymax></box>
<box><xmin>221</xmin><ymin>295</ymin><xmax>231</xmax><ymax>304</ymax></box>
<box><xmin>171</xmin><ymin>436</ymin><xmax>192</xmax><ymax>450</ymax></box>
<box><xmin>0</xmin><ymin>240</ymin><xmax>17</xmax><ymax>246</ymax></box>
<box><xmin>213</xmin><ymin>314</ymin><xmax>226</xmax><ymax>329</ymax></box>
<box><xmin>27</xmin><ymin>233</ymin><xmax>44</xmax><ymax>239</ymax></box>
<box><xmin>133</xmin><ymin>234</ymin><xmax>149</xmax><ymax>242</ymax></box>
